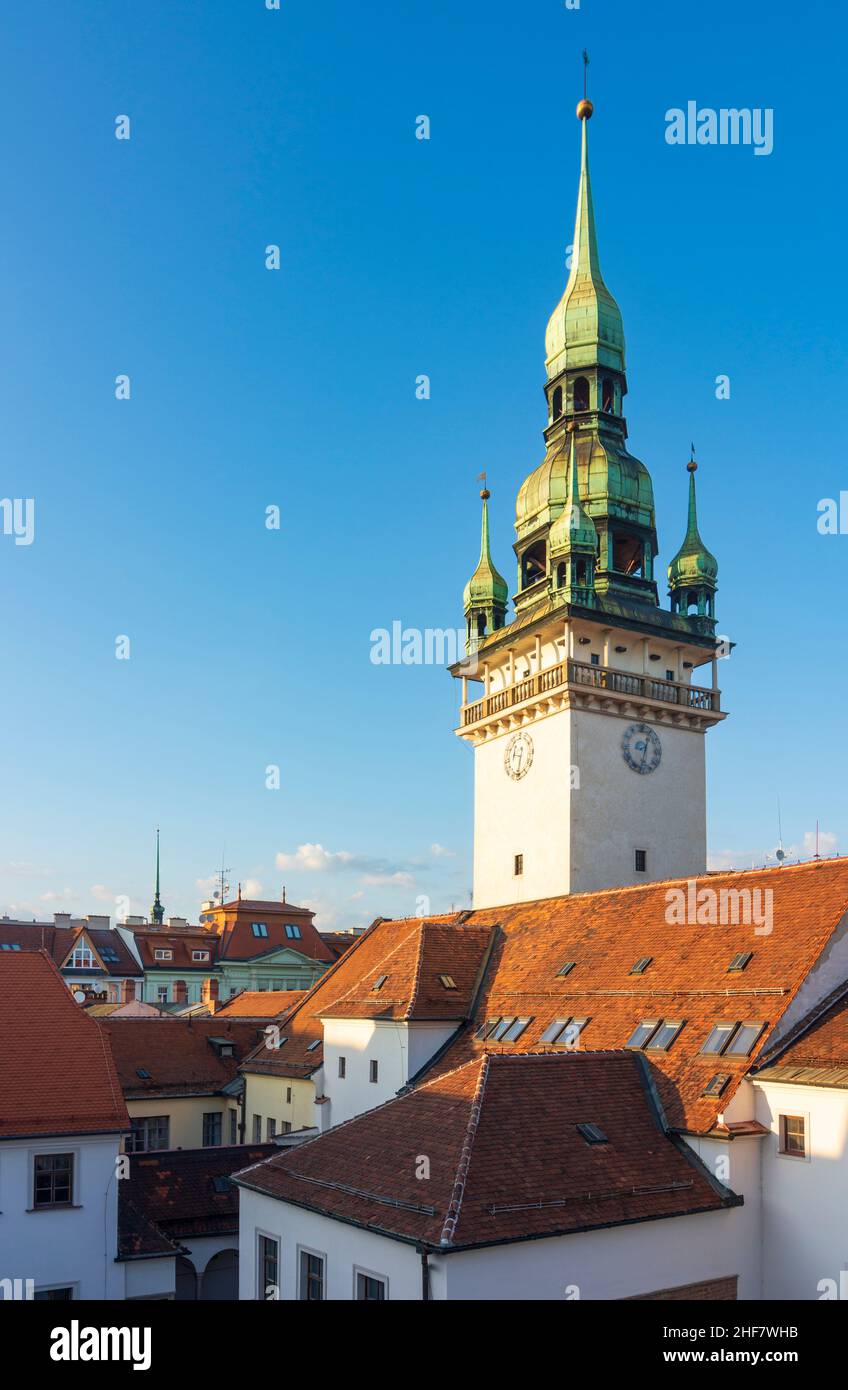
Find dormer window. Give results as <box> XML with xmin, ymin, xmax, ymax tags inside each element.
<box><xmin>284</xmin><ymin>924</ymin><xmax>302</xmax><ymax>940</ymax></box>
<box><xmin>192</xmin><ymin>950</ymin><xmax>210</xmax><ymax>962</ymax></box>
<box><xmin>251</xmin><ymin>923</ymin><xmax>268</xmax><ymax>938</ymax></box>
<box><xmin>69</xmin><ymin>945</ymin><xmax>95</xmax><ymax>969</ymax></box>
<box><xmin>154</xmin><ymin>949</ymin><xmax>172</xmax><ymax>961</ymax></box>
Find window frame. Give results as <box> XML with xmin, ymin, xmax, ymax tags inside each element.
<box><xmin>127</xmin><ymin>1115</ymin><xmax>169</xmax><ymax>1153</ymax></box>
<box><xmin>298</xmin><ymin>1246</ymin><xmax>326</xmax><ymax>1302</ymax></box>
<box><xmin>369</xmin><ymin>1059</ymin><xmax>379</xmax><ymax>1083</ymax></box>
<box><xmin>202</xmin><ymin>1111</ymin><xmax>222</xmax><ymax>1147</ymax></box>
<box><xmin>256</xmin><ymin>1231</ymin><xmax>280</xmax><ymax>1301</ymax></box>
<box><xmin>778</xmin><ymin>1112</ymin><xmax>809</xmax><ymax>1161</ymax></box>
<box><xmin>354</xmin><ymin>1266</ymin><xmax>388</xmax><ymax>1301</ymax></box>
<box><xmin>31</xmin><ymin>1151</ymin><xmax>75</xmax><ymax>1210</ymax></box>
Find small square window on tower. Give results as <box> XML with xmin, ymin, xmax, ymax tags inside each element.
<box><xmin>514</xmin><ymin>854</ymin><xmax>524</xmax><ymax>876</ymax></box>
<box><xmin>635</xmin><ymin>849</ymin><xmax>647</xmax><ymax>873</ymax></box>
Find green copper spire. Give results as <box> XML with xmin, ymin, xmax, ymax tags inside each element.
<box><xmin>463</xmin><ymin>486</ymin><xmax>508</xmax><ymax>651</ymax></box>
<box><xmin>150</xmin><ymin>827</ymin><xmax>164</xmax><ymax>925</ymax></box>
<box><xmin>545</xmin><ymin>101</ymin><xmax>625</xmax><ymax>380</ymax></box>
<box><xmin>668</xmin><ymin>451</ymin><xmax>718</xmax><ymax>620</ymax></box>
<box><xmin>549</xmin><ymin>429</ymin><xmax>598</xmax><ymax>605</ymax></box>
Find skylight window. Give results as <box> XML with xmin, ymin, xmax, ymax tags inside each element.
<box><xmin>629</xmin><ymin>957</ymin><xmax>652</xmax><ymax>975</ymax></box>
<box><xmin>556</xmin><ymin>961</ymin><xmax>576</xmax><ymax>978</ymax></box>
<box><xmin>1</xmin><ymin>943</ymin><xmax>21</xmax><ymax>951</ymax></box>
<box><xmin>136</xmin><ymin>1068</ymin><xmax>151</xmax><ymax>1080</ymax></box>
<box><xmin>725</xmin><ymin>1021</ymin><xmax>765</xmax><ymax>1057</ymax></box>
<box><xmin>251</xmin><ymin>923</ymin><xmax>268</xmax><ymax>938</ymax></box>
<box><xmin>700</xmin><ymin>1022</ymin><xmax>737</xmax><ymax>1056</ymax></box>
<box><xmin>475</xmin><ymin>1019</ymin><xmax>499</xmax><ymax>1040</ymax></box>
<box><xmin>541</xmin><ymin>1017</ymin><xmax>588</xmax><ymax>1047</ymax></box>
<box><xmin>702</xmin><ymin>1073</ymin><xmax>731</xmax><ymax>1098</ymax></box>
<box><xmin>284</xmin><ymin>924</ymin><xmax>302</xmax><ymax>940</ymax></box>
<box><xmin>500</xmin><ymin>1017</ymin><xmax>531</xmax><ymax>1042</ymax></box>
<box><xmin>576</xmin><ymin>1123</ymin><xmax>608</xmax><ymax>1145</ymax></box>
<box><xmin>212</xmin><ymin>1176</ymin><xmax>231</xmax><ymax>1194</ymax></box>
<box><xmin>372</xmin><ymin>974</ymin><xmax>388</xmax><ymax>992</ymax></box>
<box><xmin>490</xmin><ymin>1017</ymin><xmax>517</xmax><ymax>1041</ymax></box>
<box><xmin>728</xmin><ymin>952</ymin><xmax>753</xmax><ymax>972</ymax></box>
<box><xmin>306</xmin><ymin>1039</ymin><xmax>321</xmax><ymax>1052</ymax></box>
<box><xmin>438</xmin><ymin>975</ymin><xmax>457</xmax><ymax>990</ymax></box>
<box><xmin>626</xmin><ymin>1020</ymin><xmax>659</xmax><ymax>1050</ymax></box>
<box><xmin>646</xmin><ymin>1020</ymin><xmax>684</xmax><ymax>1052</ymax></box>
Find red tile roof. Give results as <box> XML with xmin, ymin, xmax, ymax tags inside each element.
<box><xmin>215</xmin><ymin>990</ymin><xmax>306</xmax><ymax>1019</ymax></box>
<box><xmin>119</xmin><ymin>1144</ymin><xmax>275</xmax><ymax>1255</ymax></box>
<box><xmin>426</xmin><ymin>858</ymin><xmax>848</xmax><ymax>1133</ymax></box>
<box><xmin>239</xmin><ymin>916</ymin><xmax>494</xmax><ymax>1081</ymax></box>
<box><xmin>0</xmin><ymin>950</ymin><xmax>129</xmax><ymax>1139</ymax></box>
<box><xmin>131</xmin><ymin>930</ymin><xmax>218</xmax><ymax>972</ymax></box>
<box><xmin>755</xmin><ymin>979</ymin><xmax>848</xmax><ymax>1076</ymax></box>
<box><xmin>235</xmin><ymin>1052</ymin><xmax>737</xmax><ymax>1250</ymax></box>
<box><xmin>217</xmin><ymin>911</ymin><xmax>334</xmax><ymax>965</ymax></box>
<box><xmin>0</xmin><ymin>922</ymin><xmax>142</xmax><ymax>976</ymax></box>
<box><xmin>101</xmin><ymin>1017</ymin><xmax>264</xmax><ymax>1097</ymax></box>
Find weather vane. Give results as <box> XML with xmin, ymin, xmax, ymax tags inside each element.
<box><xmin>583</xmin><ymin>50</ymin><xmax>589</xmax><ymax>100</ymax></box>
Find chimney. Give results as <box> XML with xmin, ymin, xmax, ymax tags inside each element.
<box><xmin>53</xmin><ymin>913</ymin><xmax>72</xmax><ymax>929</ymax></box>
<box><xmin>201</xmin><ymin>977</ymin><xmax>220</xmax><ymax>1014</ymax></box>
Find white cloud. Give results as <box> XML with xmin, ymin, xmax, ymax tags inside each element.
<box><xmin>360</xmin><ymin>871</ymin><xmax>415</xmax><ymax>888</ymax></box>
<box><xmin>243</xmin><ymin>878</ymin><xmax>263</xmax><ymax>896</ymax></box>
<box><xmin>802</xmin><ymin>830</ymin><xmax>838</xmax><ymax>857</ymax></box>
<box><xmin>276</xmin><ymin>844</ymin><xmax>355</xmax><ymax>873</ymax></box>
<box><xmin>430</xmin><ymin>843</ymin><xmax>456</xmax><ymax>859</ymax></box>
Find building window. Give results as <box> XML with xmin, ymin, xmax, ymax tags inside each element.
<box><xmin>253</xmin><ymin>1115</ymin><xmax>262</xmax><ymax>1143</ymax></box>
<box><xmin>551</xmin><ymin>385</ymin><xmax>563</xmax><ymax>421</ymax></box>
<box><xmin>229</xmin><ymin>1110</ymin><xmax>238</xmax><ymax>1145</ymax></box>
<box><xmin>590</xmin><ymin>652</ymin><xmax>600</xmax><ymax>666</ymax></box>
<box><xmin>299</xmin><ymin>1250</ymin><xmax>325</xmax><ymax>1301</ymax></box>
<box><xmin>192</xmin><ymin>950</ymin><xmax>210</xmax><ymax>962</ymax></box>
<box><xmin>338</xmin><ymin>1056</ymin><xmax>346</xmax><ymax>1079</ymax></box>
<box><xmin>286</xmin><ymin>1086</ymin><xmax>292</xmax><ymax>1104</ymax></box>
<box><xmin>369</xmin><ymin>1059</ymin><xmax>379</xmax><ymax>1083</ymax></box>
<box><xmin>33</xmin><ymin>1154</ymin><xmax>73</xmax><ymax>1208</ymax></box>
<box><xmin>69</xmin><ymin>946</ymin><xmax>95</xmax><ymax>969</ymax></box>
<box><xmin>514</xmin><ymin>854</ymin><xmax>523</xmax><ymax>876</ymax></box>
<box><xmin>602</xmin><ymin>376</ymin><xmax>614</xmax><ymax>413</ymax></box>
<box><xmin>573</xmin><ymin>376</ymin><xmax>590</xmax><ymax>411</ymax></box>
<box><xmin>154</xmin><ymin>949</ymin><xmax>172</xmax><ymax>961</ymax></box>
<box><xmin>251</xmin><ymin>923</ymin><xmax>268</xmax><ymax>938</ymax></box>
<box><xmin>34</xmin><ymin>1287</ymin><xmax>74</xmax><ymax>1301</ymax></box>
<box><xmin>665</xmin><ymin>669</ymin><xmax>675</xmax><ymax>681</ymax></box>
<box><xmin>284</xmin><ymin>924</ymin><xmax>302</xmax><ymax>940</ymax></box>
<box><xmin>356</xmin><ymin>1271</ymin><xmax>387</xmax><ymax>1301</ymax></box>
<box><xmin>202</xmin><ymin>1112</ymin><xmax>222</xmax><ymax>1147</ymax></box>
<box><xmin>780</xmin><ymin>1114</ymin><xmax>807</xmax><ymax>1158</ymax></box>
<box><xmin>258</xmin><ymin>1235</ymin><xmax>279</xmax><ymax>1300</ymax></box>
<box><xmin>157</xmin><ymin>986</ymin><xmax>169</xmax><ymax>1003</ymax></box>
<box><xmin>635</xmin><ymin>849</ymin><xmax>647</xmax><ymax>873</ymax></box>
<box><xmin>127</xmin><ymin>1116</ymin><xmax>169</xmax><ymax>1153</ymax></box>
<box><xmin>267</xmin><ymin>1118</ymin><xmax>277</xmax><ymax>1140</ymax></box>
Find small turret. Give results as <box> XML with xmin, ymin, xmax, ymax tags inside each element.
<box><xmin>463</xmin><ymin>487</ymin><xmax>508</xmax><ymax>653</ymax></box>
<box><xmin>549</xmin><ymin>428</ymin><xmax>598</xmax><ymax>606</ymax></box>
<box><xmin>668</xmin><ymin>450</ymin><xmax>718</xmax><ymax>621</ymax></box>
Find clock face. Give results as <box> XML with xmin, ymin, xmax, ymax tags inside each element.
<box><xmin>621</xmin><ymin>722</ymin><xmax>662</xmax><ymax>775</ymax></box>
<box><xmin>504</xmin><ymin>731</ymin><xmax>534</xmax><ymax>780</ymax></box>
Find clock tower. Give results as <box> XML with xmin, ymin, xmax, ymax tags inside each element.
<box><xmin>452</xmin><ymin>94</ymin><xmax>727</xmax><ymax>910</ymax></box>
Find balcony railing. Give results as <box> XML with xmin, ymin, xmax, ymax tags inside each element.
<box><xmin>461</xmin><ymin>658</ymin><xmax>718</xmax><ymax>727</ymax></box>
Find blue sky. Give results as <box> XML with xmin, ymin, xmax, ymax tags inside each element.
<box><xmin>1</xmin><ymin>0</ymin><xmax>845</xmax><ymax>928</ymax></box>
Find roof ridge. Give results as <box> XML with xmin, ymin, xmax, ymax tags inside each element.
<box><xmin>439</xmin><ymin>1054</ymin><xmax>491</xmax><ymax>1248</ymax></box>
<box><xmin>405</xmin><ymin>920</ymin><xmax>427</xmax><ymax>1022</ymax></box>
<box><xmin>325</xmin><ymin>918</ymin><xmax>421</xmax><ymax>1010</ymax></box>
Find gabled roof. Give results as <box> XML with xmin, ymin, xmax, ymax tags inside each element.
<box><xmin>239</xmin><ymin>915</ymin><xmax>495</xmax><ymax>1081</ymax></box>
<box><xmin>101</xmin><ymin>1017</ymin><xmax>263</xmax><ymax>1098</ymax></box>
<box><xmin>754</xmin><ymin>978</ymin><xmax>848</xmax><ymax>1087</ymax></box>
<box><xmin>234</xmin><ymin>1052</ymin><xmax>738</xmax><ymax>1251</ymax></box>
<box><xmin>424</xmin><ymin>859</ymin><xmax>848</xmax><ymax>1133</ymax></box>
<box><xmin>217</xmin><ymin>913</ymin><xmax>334</xmax><ymax>965</ymax></box>
<box><xmin>131</xmin><ymin>931</ymin><xmax>218</xmax><ymax>972</ymax></box>
<box><xmin>0</xmin><ymin>922</ymin><xmax>142</xmax><ymax>976</ymax></box>
<box><xmin>0</xmin><ymin>950</ymin><xmax>129</xmax><ymax>1139</ymax></box>
<box><xmin>118</xmin><ymin>1144</ymin><xmax>275</xmax><ymax>1256</ymax></box>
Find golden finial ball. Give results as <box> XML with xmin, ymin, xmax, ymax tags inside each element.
<box><xmin>687</xmin><ymin>460</ymin><xmax>698</xmax><ymax>473</ymax></box>
<box><xmin>480</xmin><ymin>488</ymin><xmax>491</xmax><ymax>500</ymax></box>
<box><xmin>576</xmin><ymin>99</ymin><xmax>594</xmax><ymax>120</ymax></box>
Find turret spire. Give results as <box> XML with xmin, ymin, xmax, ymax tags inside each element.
<box><xmin>668</xmin><ymin>448</ymin><xmax>718</xmax><ymax>622</ymax></box>
<box><xmin>150</xmin><ymin>827</ymin><xmax>164</xmax><ymax>925</ymax></box>
<box><xmin>463</xmin><ymin>481</ymin><xmax>508</xmax><ymax>653</ymax></box>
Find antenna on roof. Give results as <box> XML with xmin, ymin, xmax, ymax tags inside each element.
<box><xmin>815</xmin><ymin>820</ymin><xmax>821</xmax><ymax>860</ymax></box>
<box><xmin>775</xmin><ymin>796</ymin><xmax>786</xmax><ymax>864</ymax></box>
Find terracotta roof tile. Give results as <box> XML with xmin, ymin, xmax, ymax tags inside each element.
<box><xmin>235</xmin><ymin>1052</ymin><xmax>737</xmax><ymax>1250</ymax></box>
<box><xmin>101</xmin><ymin>1017</ymin><xmax>263</xmax><ymax>1097</ymax></box>
<box><xmin>119</xmin><ymin>1144</ymin><xmax>275</xmax><ymax>1252</ymax></box>
<box><xmin>0</xmin><ymin>922</ymin><xmax>142</xmax><ymax>976</ymax></box>
<box><xmin>215</xmin><ymin>990</ymin><xmax>306</xmax><ymax>1019</ymax></box>
<box><xmin>0</xmin><ymin>950</ymin><xmax>129</xmax><ymax>1138</ymax></box>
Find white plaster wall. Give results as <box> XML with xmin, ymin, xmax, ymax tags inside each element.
<box><xmin>237</xmin><ymin>1190</ymin><xmax>746</xmax><ymax>1301</ymax></box>
<box><xmin>0</xmin><ymin>1132</ymin><xmax>124</xmax><ymax>1300</ymax></box>
<box><xmin>238</xmin><ymin>1190</ymin><xmax>425</xmax><ymax>1300</ymax></box>
<box><xmin>754</xmin><ymin>1080</ymin><xmax>848</xmax><ymax>1300</ymax></box>
<box><xmin>472</xmin><ymin>704</ymin><xmax>707</xmax><ymax>908</ymax></box>
<box><xmin>683</xmin><ymin>1134</ymin><xmax>762</xmax><ymax>1299</ymax></box>
<box><xmin>123</xmin><ymin>1256</ymin><xmax>176</xmax><ymax>1300</ymax></box>
<box><xmin>766</xmin><ymin>911</ymin><xmax>848</xmax><ymax>1048</ymax></box>
<box><xmin>320</xmin><ymin>1019</ymin><xmax>456</xmax><ymax>1129</ymax></box>
<box><xmin>442</xmin><ymin>1203</ymin><xmax>745</xmax><ymax>1299</ymax></box>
